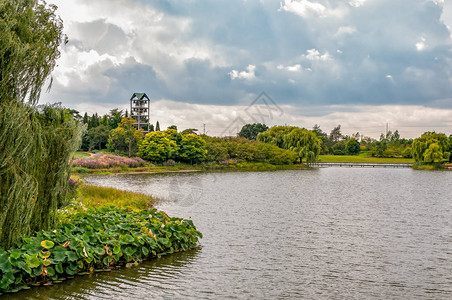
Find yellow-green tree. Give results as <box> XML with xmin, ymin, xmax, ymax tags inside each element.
<box><xmin>257</xmin><ymin>126</ymin><xmax>321</xmax><ymax>163</ymax></box>
<box><xmin>107</xmin><ymin>117</ymin><xmax>143</xmax><ymax>157</ymax></box>
<box><xmin>412</xmin><ymin>132</ymin><xmax>449</xmax><ymax>163</ymax></box>
<box><xmin>179</xmin><ymin>134</ymin><xmax>207</xmax><ymax>164</ymax></box>
<box><xmin>138</xmin><ymin>131</ymin><xmax>178</xmax><ymax>162</ymax></box>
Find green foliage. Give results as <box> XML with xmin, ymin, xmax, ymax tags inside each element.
<box><xmin>108</xmin><ymin>109</ymin><xmax>123</xmax><ymax>129</ymax></box>
<box><xmin>257</xmin><ymin>126</ymin><xmax>321</xmax><ymax>163</ymax></box>
<box><xmin>87</xmin><ymin>124</ymin><xmax>110</xmax><ymax>150</ymax></box>
<box><xmin>138</xmin><ymin>131</ymin><xmax>178</xmax><ymax>163</ymax></box>
<box><xmin>138</xmin><ymin>130</ymin><xmax>207</xmax><ymax>164</ymax></box>
<box><xmin>71</xmin><ymin>167</ymin><xmax>92</xmax><ymax>174</ymax></box>
<box><xmin>412</xmin><ymin>132</ymin><xmax>449</xmax><ymax>163</ymax></box>
<box><xmin>155</xmin><ymin>121</ymin><xmax>160</xmax><ymax>131</ymax></box>
<box><xmin>328</xmin><ymin>124</ymin><xmax>343</xmax><ymax>146</ymax></box>
<box><xmin>332</xmin><ymin>140</ymin><xmax>346</xmax><ymax>155</ymax></box>
<box><xmin>181</xmin><ymin>128</ymin><xmax>198</xmax><ymax>135</ymax></box>
<box><xmin>238</xmin><ymin>123</ymin><xmax>268</xmax><ymax>140</ymax></box>
<box><xmin>283</xmin><ymin>128</ymin><xmax>321</xmax><ymax>163</ymax></box>
<box><xmin>257</xmin><ymin>126</ymin><xmax>297</xmax><ymax>148</ymax></box>
<box><xmin>444</xmin><ymin>152</ymin><xmax>451</xmax><ymax>162</ymax></box>
<box><xmin>29</xmin><ymin>104</ymin><xmax>85</xmax><ymax>235</ymax></box>
<box><xmin>345</xmin><ymin>138</ymin><xmax>360</xmax><ymax>155</ymax></box>
<box><xmin>203</xmin><ymin>136</ymin><xmax>298</xmax><ymax>165</ymax></box>
<box><xmin>0</xmin><ymin>102</ymin><xmax>84</xmax><ymax>249</ymax></box>
<box><xmin>423</xmin><ymin>143</ymin><xmax>443</xmax><ymax>163</ymax></box>
<box><xmin>0</xmin><ymin>0</ymin><xmax>71</xmax><ymax>248</ymax></box>
<box><xmin>402</xmin><ymin>147</ymin><xmax>412</xmax><ymax>158</ymax></box>
<box><xmin>178</xmin><ymin>134</ymin><xmax>207</xmax><ymax>163</ymax></box>
<box><xmin>0</xmin><ymin>207</ymin><xmax>202</xmax><ymax>294</ymax></box>
<box><xmin>371</xmin><ymin>140</ymin><xmax>388</xmax><ymax>157</ymax></box>
<box><xmin>107</xmin><ymin>117</ymin><xmax>144</xmax><ymax>157</ymax></box>
<box><xmin>312</xmin><ymin>124</ymin><xmax>328</xmax><ymax>154</ymax></box>
<box><xmin>0</xmin><ymin>0</ymin><xmax>64</xmax><ymax>104</ymax></box>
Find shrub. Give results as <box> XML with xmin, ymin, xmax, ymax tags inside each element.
<box><xmin>73</xmin><ymin>154</ymin><xmax>146</xmax><ymax>169</ymax></box>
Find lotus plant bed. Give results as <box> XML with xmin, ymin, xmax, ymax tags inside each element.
<box><xmin>0</xmin><ymin>206</ymin><xmax>202</xmax><ymax>294</ymax></box>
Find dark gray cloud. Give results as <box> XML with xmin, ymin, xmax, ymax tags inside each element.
<box><xmin>43</xmin><ymin>0</ymin><xmax>452</xmax><ymax>114</ymax></box>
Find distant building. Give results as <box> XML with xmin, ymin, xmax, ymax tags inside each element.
<box><xmin>130</xmin><ymin>93</ymin><xmax>150</xmax><ymax>131</ymax></box>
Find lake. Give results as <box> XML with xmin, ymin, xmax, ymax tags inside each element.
<box><xmin>14</xmin><ymin>168</ymin><xmax>452</xmax><ymax>299</ymax></box>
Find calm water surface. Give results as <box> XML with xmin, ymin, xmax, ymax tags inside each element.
<box><xmin>13</xmin><ymin>168</ymin><xmax>452</xmax><ymax>299</ymax></box>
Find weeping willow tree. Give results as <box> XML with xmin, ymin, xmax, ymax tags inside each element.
<box><xmin>0</xmin><ymin>1</ymin><xmax>83</xmax><ymax>248</ymax></box>
<box><xmin>257</xmin><ymin>126</ymin><xmax>321</xmax><ymax>163</ymax></box>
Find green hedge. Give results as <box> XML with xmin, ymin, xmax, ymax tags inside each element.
<box><xmin>0</xmin><ymin>207</ymin><xmax>202</xmax><ymax>294</ymax></box>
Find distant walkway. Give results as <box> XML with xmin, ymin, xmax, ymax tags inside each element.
<box><xmin>309</xmin><ymin>162</ymin><xmax>413</xmax><ymax>168</ymax></box>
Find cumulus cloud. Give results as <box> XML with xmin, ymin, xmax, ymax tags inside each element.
<box><xmin>277</xmin><ymin>64</ymin><xmax>302</xmax><ymax>72</ymax></box>
<box><xmin>279</xmin><ymin>0</ymin><xmax>326</xmax><ymax>18</ymax></box>
<box><xmin>415</xmin><ymin>36</ymin><xmax>427</xmax><ymax>51</ymax></box>
<box><xmin>303</xmin><ymin>49</ymin><xmax>332</xmax><ymax>61</ymax></box>
<box><xmin>39</xmin><ymin>0</ymin><xmax>452</xmax><ymax>133</ymax></box>
<box><xmin>229</xmin><ymin>65</ymin><xmax>256</xmax><ymax>80</ymax></box>
<box><xmin>349</xmin><ymin>0</ymin><xmax>367</xmax><ymax>8</ymax></box>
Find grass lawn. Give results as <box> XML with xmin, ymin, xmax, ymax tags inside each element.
<box><xmin>78</xmin><ymin>184</ymin><xmax>157</xmax><ymax>210</ymax></box>
<box><xmin>73</xmin><ymin>151</ymin><xmax>92</xmax><ymax>158</ymax></box>
<box><xmin>318</xmin><ymin>154</ymin><xmax>414</xmax><ymax>164</ymax></box>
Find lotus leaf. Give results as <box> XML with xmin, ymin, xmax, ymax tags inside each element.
<box><xmin>40</xmin><ymin>240</ymin><xmax>55</xmax><ymax>249</ymax></box>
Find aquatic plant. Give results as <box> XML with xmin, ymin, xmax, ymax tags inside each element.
<box><xmin>0</xmin><ymin>207</ymin><xmax>202</xmax><ymax>294</ymax></box>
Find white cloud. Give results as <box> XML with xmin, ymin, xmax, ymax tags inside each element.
<box><xmin>229</xmin><ymin>65</ymin><xmax>256</xmax><ymax>80</ymax></box>
<box><xmin>335</xmin><ymin>26</ymin><xmax>356</xmax><ymax>36</ymax></box>
<box><xmin>349</xmin><ymin>0</ymin><xmax>367</xmax><ymax>8</ymax></box>
<box><xmin>416</xmin><ymin>36</ymin><xmax>427</xmax><ymax>51</ymax></box>
<box><xmin>432</xmin><ymin>0</ymin><xmax>444</xmax><ymax>6</ymax></box>
<box><xmin>277</xmin><ymin>64</ymin><xmax>302</xmax><ymax>72</ymax></box>
<box><xmin>279</xmin><ymin>0</ymin><xmax>326</xmax><ymax>18</ymax></box>
<box><xmin>68</xmin><ymin>98</ymin><xmax>452</xmax><ymax>139</ymax></box>
<box><xmin>279</xmin><ymin>0</ymin><xmax>348</xmax><ymax>18</ymax></box>
<box><xmin>304</xmin><ymin>49</ymin><xmax>332</xmax><ymax>61</ymax></box>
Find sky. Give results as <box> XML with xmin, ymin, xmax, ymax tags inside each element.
<box><xmin>40</xmin><ymin>0</ymin><xmax>452</xmax><ymax>138</ymax></box>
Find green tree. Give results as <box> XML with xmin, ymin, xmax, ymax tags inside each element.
<box><xmin>326</xmin><ymin>125</ymin><xmax>343</xmax><ymax>154</ymax></box>
<box><xmin>0</xmin><ymin>1</ymin><xmax>85</xmax><ymax>248</ymax></box>
<box><xmin>181</xmin><ymin>128</ymin><xmax>199</xmax><ymax>135</ymax></box>
<box><xmin>138</xmin><ymin>131</ymin><xmax>177</xmax><ymax>162</ymax></box>
<box><xmin>108</xmin><ymin>117</ymin><xmax>143</xmax><ymax>157</ymax></box>
<box><xmin>178</xmin><ymin>134</ymin><xmax>207</xmax><ymax>164</ymax></box>
<box><xmin>423</xmin><ymin>143</ymin><xmax>443</xmax><ymax>163</ymax></box>
<box><xmin>412</xmin><ymin>132</ymin><xmax>449</xmax><ymax>163</ymax></box>
<box><xmin>332</xmin><ymin>140</ymin><xmax>346</xmax><ymax>155</ymax></box>
<box><xmin>312</xmin><ymin>124</ymin><xmax>328</xmax><ymax>154</ymax></box>
<box><xmin>108</xmin><ymin>108</ymin><xmax>123</xmax><ymax>129</ymax></box>
<box><xmin>167</xmin><ymin>125</ymin><xmax>177</xmax><ymax>131</ymax></box>
<box><xmin>346</xmin><ymin>138</ymin><xmax>360</xmax><ymax>155</ymax></box>
<box><xmin>87</xmin><ymin>124</ymin><xmax>110</xmax><ymax>150</ymax></box>
<box><xmin>283</xmin><ymin>128</ymin><xmax>321</xmax><ymax>163</ymax></box>
<box><xmin>0</xmin><ymin>0</ymin><xmax>64</xmax><ymax>104</ymax></box>
<box><xmin>155</xmin><ymin>121</ymin><xmax>160</xmax><ymax>131</ymax></box>
<box><xmin>257</xmin><ymin>126</ymin><xmax>297</xmax><ymax>148</ymax></box>
<box><xmin>402</xmin><ymin>147</ymin><xmax>412</xmax><ymax>158</ymax></box>
<box><xmin>372</xmin><ymin>140</ymin><xmax>388</xmax><ymax>157</ymax></box>
<box><xmin>257</xmin><ymin>126</ymin><xmax>321</xmax><ymax>163</ymax></box>
<box><xmin>239</xmin><ymin>123</ymin><xmax>268</xmax><ymax>140</ymax></box>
